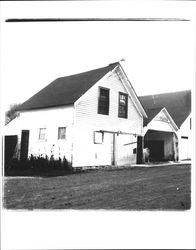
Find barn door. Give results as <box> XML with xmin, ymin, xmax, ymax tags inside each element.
<box><xmin>147</xmin><ymin>140</ymin><xmax>164</xmax><ymax>161</ymax></box>
<box><xmin>137</xmin><ymin>136</ymin><xmax>143</xmax><ymax>164</ymax></box>
<box><xmin>4</xmin><ymin>135</ymin><xmax>18</xmax><ymax>164</ymax></box>
<box><xmin>20</xmin><ymin>130</ymin><xmax>29</xmax><ymax>160</ymax></box>
<box><xmin>111</xmin><ymin>133</ymin><xmax>115</xmax><ymax>165</ymax></box>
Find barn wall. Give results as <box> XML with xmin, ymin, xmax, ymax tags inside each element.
<box><xmin>5</xmin><ymin>106</ymin><xmax>74</xmax><ymax>163</ymax></box>
<box><xmin>177</xmin><ymin>114</ymin><xmax>192</xmax><ymax>160</ymax></box>
<box><xmin>73</xmin><ymin>70</ymin><xmax>143</xmax><ymax>167</ymax></box>
<box><xmin>4</xmin><ymin>116</ymin><xmax>21</xmax><ymax>136</ymax></box>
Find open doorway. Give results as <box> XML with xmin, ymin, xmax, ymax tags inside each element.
<box><xmin>144</xmin><ymin>130</ymin><xmax>178</xmax><ymax>162</ymax></box>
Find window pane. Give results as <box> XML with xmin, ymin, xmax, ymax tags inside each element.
<box><xmin>58</xmin><ymin>127</ymin><xmax>66</xmax><ymax>139</ymax></box>
<box><xmin>118</xmin><ymin>93</ymin><xmax>128</xmax><ymax>118</ymax></box>
<box><xmin>120</xmin><ymin>94</ymin><xmax>126</xmax><ymax>105</ymax></box>
<box><xmin>100</xmin><ymin>88</ymin><xmax>108</xmax><ymax>97</ymax></box>
<box><xmin>94</xmin><ymin>131</ymin><xmax>104</xmax><ymax>144</ymax></box>
<box><xmin>98</xmin><ymin>88</ymin><xmax>109</xmax><ymax>115</ymax></box>
<box><xmin>39</xmin><ymin>128</ymin><xmax>46</xmax><ymax>140</ymax></box>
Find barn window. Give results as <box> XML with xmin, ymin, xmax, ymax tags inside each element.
<box><xmin>94</xmin><ymin>131</ymin><xmax>104</xmax><ymax>144</ymax></box>
<box><xmin>39</xmin><ymin>128</ymin><xmax>47</xmax><ymax>141</ymax></box>
<box><xmin>98</xmin><ymin>87</ymin><xmax>109</xmax><ymax>115</ymax></box>
<box><xmin>118</xmin><ymin>92</ymin><xmax>128</xmax><ymax>118</ymax></box>
<box><xmin>181</xmin><ymin>136</ymin><xmax>188</xmax><ymax>139</ymax></box>
<box><xmin>58</xmin><ymin>127</ymin><xmax>66</xmax><ymax>140</ymax></box>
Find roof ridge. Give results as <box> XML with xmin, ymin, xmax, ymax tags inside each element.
<box><xmin>19</xmin><ymin>62</ymin><xmax>120</xmax><ymax>111</ymax></box>
<box><xmin>140</xmin><ymin>89</ymin><xmax>191</xmax><ymax>127</ymax></box>
<box><xmin>58</xmin><ymin>62</ymin><xmax>119</xmax><ymax>80</ymax></box>
<box><xmin>139</xmin><ymin>89</ymin><xmax>191</xmax><ymax>98</ymax></box>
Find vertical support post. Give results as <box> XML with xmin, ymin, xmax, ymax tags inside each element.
<box><xmin>137</xmin><ymin>136</ymin><xmax>144</xmax><ymax>164</ymax></box>
<box><xmin>111</xmin><ymin>133</ymin><xmax>116</xmax><ymax>165</ymax></box>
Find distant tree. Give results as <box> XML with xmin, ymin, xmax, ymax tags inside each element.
<box><xmin>5</xmin><ymin>103</ymin><xmax>21</xmax><ymax>125</ymax></box>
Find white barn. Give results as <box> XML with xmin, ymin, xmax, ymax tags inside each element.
<box><xmin>139</xmin><ymin>90</ymin><xmax>191</xmax><ymax>161</ymax></box>
<box><xmin>4</xmin><ymin>62</ymin><xmax>147</xmax><ymax>168</ymax></box>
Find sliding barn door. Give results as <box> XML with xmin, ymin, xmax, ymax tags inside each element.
<box><xmin>20</xmin><ymin>130</ymin><xmax>29</xmax><ymax>160</ymax></box>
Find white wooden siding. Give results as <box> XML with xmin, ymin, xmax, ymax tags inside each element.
<box><xmin>177</xmin><ymin>114</ymin><xmax>192</xmax><ymax>160</ymax></box>
<box><xmin>115</xmin><ymin>134</ymin><xmax>137</xmax><ymax>165</ymax></box>
<box><xmin>73</xmin><ymin>70</ymin><xmax>143</xmax><ymax>167</ymax></box>
<box><xmin>6</xmin><ymin>106</ymin><xmax>74</xmax><ymax>162</ymax></box>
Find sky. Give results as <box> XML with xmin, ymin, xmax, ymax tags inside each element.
<box><xmin>0</xmin><ymin>1</ymin><xmax>195</xmax><ymax>113</ymax></box>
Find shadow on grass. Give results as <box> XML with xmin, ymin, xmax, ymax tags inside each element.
<box><xmin>4</xmin><ymin>169</ymin><xmax>75</xmax><ymax>178</ymax></box>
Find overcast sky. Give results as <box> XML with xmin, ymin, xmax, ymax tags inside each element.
<box><xmin>0</xmin><ymin>1</ymin><xmax>195</xmax><ymax>113</ymax></box>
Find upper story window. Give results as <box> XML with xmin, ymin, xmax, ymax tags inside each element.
<box><xmin>98</xmin><ymin>87</ymin><xmax>109</xmax><ymax>115</ymax></box>
<box><xmin>58</xmin><ymin>127</ymin><xmax>66</xmax><ymax>140</ymax></box>
<box><xmin>39</xmin><ymin>128</ymin><xmax>47</xmax><ymax>141</ymax></box>
<box><xmin>118</xmin><ymin>92</ymin><xmax>128</xmax><ymax>118</ymax></box>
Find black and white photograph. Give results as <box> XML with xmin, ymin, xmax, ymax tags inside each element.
<box><xmin>0</xmin><ymin>1</ymin><xmax>195</xmax><ymax>249</ymax></box>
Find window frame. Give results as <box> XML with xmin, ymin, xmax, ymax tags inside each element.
<box><xmin>94</xmin><ymin>131</ymin><xmax>104</xmax><ymax>144</ymax></box>
<box><xmin>58</xmin><ymin>127</ymin><xmax>66</xmax><ymax>140</ymax></box>
<box><xmin>39</xmin><ymin>128</ymin><xmax>47</xmax><ymax>141</ymax></box>
<box><xmin>118</xmin><ymin>92</ymin><xmax>128</xmax><ymax>118</ymax></box>
<box><xmin>97</xmin><ymin>87</ymin><xmax>110</xmax><ymax>115</ymax></box>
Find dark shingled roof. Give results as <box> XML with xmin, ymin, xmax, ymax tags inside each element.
<box><xmin>19</xmin><ymin>62</ymin><xmax>119</xmax><ymax>111</ymax></box>
<box><xmin>139</xmin><ymin>90</ymin><xmax>191</xmax><ymax>128</ymax></box>
<box><xmin>142</xmin><ymin>107</ymin><xmax>163</xmax><ymax>127</ymax></box>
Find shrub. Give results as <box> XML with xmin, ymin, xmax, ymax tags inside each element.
<box><xmin>4</xmin><ymin>155</ymin><xmax>72</xmax><ymax>176</ymax></box>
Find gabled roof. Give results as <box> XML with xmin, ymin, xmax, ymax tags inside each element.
<box><xmin>116</xmin><ymin>63</ymin><xmax>147</xmax><ymax>118</ymax></box>
<box><xmin>143</xmin><ymin>107</ymin><xmax>163</xmax><ymax>126</ymax></box>
<box><xmin>139</xmin><ymin>90</ymin><xmax>191</xmax><ymax>127</ymax></box>
<box><xmin>19</xmin><ymin>62</ymin><xmax>119</xmax><ymax>111</ymax></box>
<box><xmin>147</xmin><ymin>107</ymin><xmax>179</xmax><ymax>131</ymax></box>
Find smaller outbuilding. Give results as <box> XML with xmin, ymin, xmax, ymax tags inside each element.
<box><xmin>139</xmin><ymin>90</ymin><xmax>191</xmax><ymax>161</ymax></box>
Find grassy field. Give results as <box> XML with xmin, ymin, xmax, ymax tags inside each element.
<box><xmin>3</xmin><ymin>164</ymin><xmax>191</xmax><ymax>210</ymax></box>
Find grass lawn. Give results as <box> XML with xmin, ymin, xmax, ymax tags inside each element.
<box><xmin>3</xmin><ymin>164</ymin><xmax>191</xmax><ymax>210</ymax></box>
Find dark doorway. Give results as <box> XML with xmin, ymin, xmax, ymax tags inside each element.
<box><xmin>145</xmin><ymin>140</ymin><xmax>164</xmax><ymax>162</ymax></box>
<box><xmin>20</xmin><ymin>130</ymin><xmax>29</xmax><ymax>160</ymax></box>
<box><xmin>4</xmin><ymin>135</ymin><xmax>18</xmax><ymax>164</ymax></box>
<box><xmin>137</xmin><ymin>136</ymin><xmax>143</xmax><ymax>164</ymax></box>
<box><xmin>111</xmin><ymin>133</ymin><xmax>115</xmax><ymax>165</ymax></box>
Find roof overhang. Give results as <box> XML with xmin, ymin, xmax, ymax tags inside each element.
<box><xmin>144</xmin><ymin>107</ymin><xmax>179</xmax><ymax>134</ymax></box>
<box><xmin>161</xmin><ymin>107</ymin><xmax>179</xmax><ymax>131</ymax></box>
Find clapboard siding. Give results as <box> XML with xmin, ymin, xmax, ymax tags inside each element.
<box><xmin>75</xmin><ymin>71</ymin><xmax>142</xmax><ymax>131</ymax></box>
<box><xmin>72</xmin><ymin>69</ymin><xmax>143</xmax><ymax>167</ymax></box>
<box><xmin>14</xmin><ymin>106</ymin><xmax>74</xmax><ymax>162</ymax></box>
<box><xmin>177</xmin><ymin>114</ymin><xmax>192</xmax><ymax>160</ymax></box>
